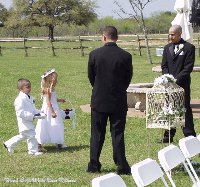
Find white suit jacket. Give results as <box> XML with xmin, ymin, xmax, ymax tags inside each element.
<box><xmin>14</xmin><ymin>91</ymin><xmax>40</xmax><ymax>133</ymax></box>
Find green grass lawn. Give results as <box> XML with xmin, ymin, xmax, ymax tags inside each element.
<box><xmin>0</xmin><ymin>43</ymin><xmax>200</xmax><ymax>187</ymax></box>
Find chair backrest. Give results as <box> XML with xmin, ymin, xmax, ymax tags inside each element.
<box><xmin>158</xmin><ymin>144</ymin><xmax>197</xmax><ymax>187</ymax></box>
<box><xmin>131</xmin><ymin>158</ymin><xmax>169</xmax><ymax>187</ymax></box>
<box><xmin>179</xmin><ymin>136</ymin><xmax>200</xmax><ymax>158</ymax></box>
<box><xmin>179</xmin><ymin>136</ymin><xmax>200</xmax><ymax>184</ymax></box>
<box><xmin>158</xmin><ymin>144</ymin><xmax>185</xmax><ymax>172</ymax></box>
<box><xmin>92</xmin><ymin>173</ymin><xmax>127</xmax><ymax>187</ymax></box>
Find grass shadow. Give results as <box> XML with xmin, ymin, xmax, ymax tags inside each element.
<box><xmin>100</xmin><ymin>168</ymin><xmax>117</xmax><ymax>173</ymax></box>
<box><xmin>44</xmin><ymin>144</ymin><xmax>89</xmax><ymax>153</ymax></box>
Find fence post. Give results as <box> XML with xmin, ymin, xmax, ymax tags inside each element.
<box><xmin>197</xmin><ymin>37</ymin><xmax>200</xmax><ymax>57</ymax></box>
<box><xmin>24</xmin><ymin>38</ymin><xmax>28</xmax><ymax>57</ymax></box>
<box><xmin>199</xmin><ymin>47</ymin><xmax>200</xmax><ymax>57</ymax></box>
<box><xmin>0</xmin><ymin>46</ymin><xmax>2</xmax><ymax>56</ymax></box>
<box><xmin>136</xmin><ymin>34</ymin><xmax>142</xmax><ymax>56</ymax></box>
<box><xmin>79</xmin><ymin>35</ymin><xmax>84</xmax><ymax>57</ymax></box>
<box><xmin>50</xmin><ymin>39</ymin><xmax>56</xmax><ymax>56</ymax></box>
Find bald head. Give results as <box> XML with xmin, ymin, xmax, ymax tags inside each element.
<box><xmin>168</xmin><ymin>25</ymin><xmax>182</xmax><ymax>43</ymax></box>
<box><xmin>169</xmin><ymin>25</ymin><xmax>182</xmax><ymax>34</ymax></box>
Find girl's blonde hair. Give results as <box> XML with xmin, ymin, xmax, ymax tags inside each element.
<box><xmin>41</xmin><ymin>70</ymin><xmax>57</xmax><ymax>94</ymax></box>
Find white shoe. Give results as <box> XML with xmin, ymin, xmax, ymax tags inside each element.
<box><xmin>34</xmin><ymin>152</ymin><xmax>43</xmax><ymax>156</ymax></box>
<box><xmin>28</xmin><ymin>151</ymin><xmax>43</xmax><ymax>156</ymax></box>
<box><xmin>3</xmin><ymin>143</ymin><xmax>14</xmax><ymax>154</ymax></box>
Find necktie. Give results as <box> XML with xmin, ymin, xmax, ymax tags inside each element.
<box><xmin>174</xmin><ymin>45</ymin><xmax>179</xmax><ymax>54</ymax></box>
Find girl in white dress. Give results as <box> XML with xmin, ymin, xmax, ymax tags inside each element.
<box><xmin>35</xmin><ymin>69</ymin><xmax>67</xmax><ymax>150</ymax></box>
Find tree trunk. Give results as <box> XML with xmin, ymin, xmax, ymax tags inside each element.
<box><xmin>141</xmin><ymin>12</ymin><xmax>152</xmax><ymax>64</ymax></box>
<box><xmin>48</xmin><ymin>25</ymin><xmax>54</xmax><ymax>41</ymax></box>
<box><xmin>143</xmin><ymin>27</ymin><xmax>152</xmax><ymax>64</ymax></box>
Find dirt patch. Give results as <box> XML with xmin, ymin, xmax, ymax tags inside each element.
<box><xmin>80</xmin><ymin>99</ymin><xmax>200</xmax><ymax>119</ymax></box>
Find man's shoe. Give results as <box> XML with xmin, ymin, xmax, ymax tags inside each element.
<box><xmin>159</xmin><ymin>138</ymin><xmax>173</xmax><ymax>143</ymax></box>
<box><xmin>117</xmin><ymin>168</ymin><xmax>131</xmax><ymax>175</ymax></box>
<box><xmin>86</xmin><ymin>167</ymin><xmax>101</xmax><ymax>173</ymax></box>
<box><xmin>3</xmin><ymin>143</ymin><xmax>14</xmax><ymax>154</ymax></box>
<box><xmin>86</xmin><ymin>162</ymin><xmax>101</xmax><ymax>173</ymax></box>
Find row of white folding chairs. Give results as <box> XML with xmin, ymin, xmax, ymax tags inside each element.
<box><xmin>132</xmin><ymin>136</ymin><xmax>200</xmax><ymax>186</ymax></box>
<box><xmin>92</xmin><ymin>135</ymin><xmax>200</xmax><ymax>187</ymax></box>
<box><xmin>91</xmin><ymin>158</ymin><xmax>167</xmax><ymax>187</ymax></box>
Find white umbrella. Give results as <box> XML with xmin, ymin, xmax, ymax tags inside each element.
<box><xmin>171</xmin><ymin>0</ymin><xmax>193</xmax><ymax>43</ymax></box>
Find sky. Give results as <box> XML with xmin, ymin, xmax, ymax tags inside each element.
<box><xmin>0</xmin><ymin>0</ymin><xmax>175</xmax><ymax>18</ymax></box>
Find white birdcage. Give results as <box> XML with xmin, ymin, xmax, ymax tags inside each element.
<box><xmin>146</xmin><ymin>74</ymin><xmax>185</xmax><ymax>129</ymax></box>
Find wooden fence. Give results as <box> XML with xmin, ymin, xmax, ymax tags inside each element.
<box><xmin>0</xmin><ymin>37</ymin><xmax>95</xmax><ymax>57</ymax></box>
<box><xmin>0</xmin><ymin>35</ymin><xmax>199</xmax><ymax>57</ymax></box>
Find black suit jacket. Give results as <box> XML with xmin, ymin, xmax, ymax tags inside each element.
<box><xmin>161</xmin><ymin>38</ymin><xmax>195</xmax><ymax>92</ymax></box>
<box><xmin>88</xmin><ymin>42</ymin><xmax>133</xmax><ymax>113</ymax></box>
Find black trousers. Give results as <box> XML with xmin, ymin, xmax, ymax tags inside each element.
<box><xmin>164</xmin><ymin>89</ymin><xmax>196</xmax><ymax>139</ymax></box>
<box><xmin>88</xmin><ymin>108</ymin><xmax>130</xmax><ymax>171</ymax></box>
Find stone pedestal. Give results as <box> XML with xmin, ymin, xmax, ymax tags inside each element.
<box><xmin>127</xmin><ymin>83</ymin><xmax>153</xmax><ymax>112</ymax></box>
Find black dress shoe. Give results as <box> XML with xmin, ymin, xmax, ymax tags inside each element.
<box><xmin>86</xmin><ymin>167</ymin><xmax>101</xmax><ymax>173</ymax></box>
<box><xmin>86</xmin><ymin>161</ymin><xmax>101</xmax><ymax>173</ymax></box>
<box><xmin>159</xmin><ymin>138</ymin><xmax>173</xmax><ymax>143</ymax></box>
<box><xmin>117</xmin><ymin>168</ymin><xmax>131</xmax><ymax>175</ymax></box>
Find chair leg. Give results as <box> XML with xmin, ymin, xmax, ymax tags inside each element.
<box><xmin>182</xmin><ymin>161</ymin><xmax>197</xmax><ymax>185</ymax></box>
<box><xmin>161</xmin><ymin>176</ymin><xmax>169</xmax><ymax>187</ymax></box>
<box><xmin>166</xmin><ymin>171</ymin><xmax>176</xmax><ymax>187</ymax></box>
<box><xmin>186</xmin><ymin>158</ymin><xmax>200</xmax><ymax>184</ymax></box>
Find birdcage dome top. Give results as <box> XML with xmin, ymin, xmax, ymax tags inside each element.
<box><xmin>149</xmin><ymin>74</ymin><xmax>184</xmax><ymax>94</ymax></box>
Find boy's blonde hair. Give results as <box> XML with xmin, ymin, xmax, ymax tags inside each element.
<box><xmin>41</xmin><ymin>70</ymin><xmax>57</xmax><ymax>94</ymax></box>
<box><xmin>17</xmin><ymin>79</ymin><xmax>31</xmax><ymax>90</ymax></box>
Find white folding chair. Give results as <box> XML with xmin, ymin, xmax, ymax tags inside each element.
<box><xmin>179</xmin><ymin>136</ymin><xmax>200</xmax><ymax>185</ymax></box>
<box><xmin>131</xmin><ymin>158</ymin><xmax>169</xmax><ymax>187</ymax></box>
<box><xmin>158</xmin><ymin>144</ymin><xmax>198</xmax><ymax>187</ymax></box>
<box><xmin>92</xmin><ymin>173</ymin><xmax>127</xmax><ymax>187</ymax></box>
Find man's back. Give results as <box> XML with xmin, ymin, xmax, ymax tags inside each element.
<box><xmin>88</xmin><ymin>42</ymin><xmax>132</xmax><ymax>113</ymax></box>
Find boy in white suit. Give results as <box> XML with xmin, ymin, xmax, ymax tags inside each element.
<box><xmin>4</xmin><ymin>79</ymin><xmax>44</xmax><ymax>156</ymax></box>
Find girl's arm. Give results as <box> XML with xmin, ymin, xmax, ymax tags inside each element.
<box><xmin>45</xmin><ymin>88</ymin><xmax>57</xmax><ymax>118</ymax></box>
<box><xmin>57</xmin><ymin>98</ymin><xmax>66</xmax><ymax>103</ymax></box>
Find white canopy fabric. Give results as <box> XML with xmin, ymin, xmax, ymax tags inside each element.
<box><xmin>171</xmin><ymin>0</ymin><xmax>193</xmax><ymax>43</ymax></box>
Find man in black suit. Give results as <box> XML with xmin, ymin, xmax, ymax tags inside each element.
<box><xmin>87</xmin><ymin>26</ymin><xmax>133</xmax><ymax>174</ymax></box>
<box><xmin>161</xmin><ymin>25</ymin><xmax>196</xmax><ymax>143</ymax></box>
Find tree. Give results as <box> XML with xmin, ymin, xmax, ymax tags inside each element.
<box><xmin>5</xmin><ymin>10</ymin><xmax>31</xmax><ymax>37</ymax></box>
<box><xmin>115</xmin><ymin>0</ymin><xmax>152</xmax><ymax>64</ymax></box>
<box><xmin>146</xmin><ymin>11</ymin><xmax>176</xmax><ymax>34</ymax></box>
<box><xmin>12</xmin><ymin>0</ymin><xmax>97</xmax><ymax>40</ymax></box>
<box><xmin>0</xmin><ymin>3</ymin><xmax>9</xmax><ymax>27</ymax></box>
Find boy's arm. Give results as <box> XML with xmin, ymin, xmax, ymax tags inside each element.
<box><xmin>14</xmin><ymin>99</ymin><xmax>35</xmax><ymax>121</ymax></box>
